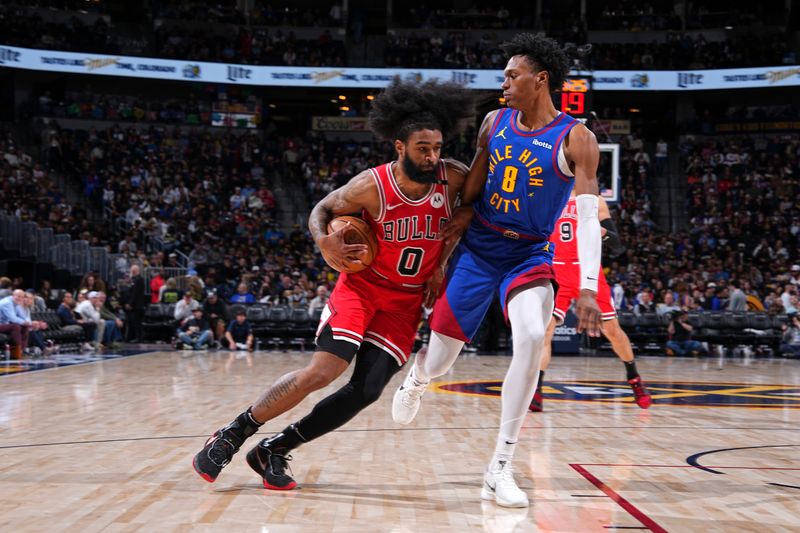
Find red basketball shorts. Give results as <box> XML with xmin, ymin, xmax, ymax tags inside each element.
<box><xmin>552</xmin><ymin>261</ymin><xmax>616</xmax><ymax>324</ymax></box>
<box><xmin>315</xmin><ymin>268</ymin><xmax>423</xmax><ymax>366</ymax></box>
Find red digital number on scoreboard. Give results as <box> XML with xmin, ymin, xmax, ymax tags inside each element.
<box><xmin>559</xmin><ymin>77</ymin><xmax>591</xmax><ymax>117</ymax></box>
<box><xmin>560</xmin><ymin>92</ymin><xmax>585</xmax><ymax>115</ymax></box>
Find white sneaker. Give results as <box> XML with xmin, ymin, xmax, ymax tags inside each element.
<box><xmin>81</xmin><ymin>343</ymin><xmax>95</xmax><ymax>352</ymax></box>
<box><xmin>481</xmin><ymin>459</ymin><xmax>529</xmax><ymax>508</ymax></box>
<box><xmin>392</xmin><ymin>366</ymin><xmax>428</xmax><ymax>424</ymax></box>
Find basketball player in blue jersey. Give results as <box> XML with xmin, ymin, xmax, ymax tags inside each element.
<box><xmin>393</xmin><ymin>33</ymin><xmax>604</xmax><ymax>508</ymax></box>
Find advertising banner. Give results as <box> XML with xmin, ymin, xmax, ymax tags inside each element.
<box><xmin>552</xmin><ymin>310</ymin><xmax>581</xmax><ymax>354</ymax></box>
<box><xmin>1</xmin><ymin>45</ymin><xmax>798</xmax><ymax>91</ymax></box>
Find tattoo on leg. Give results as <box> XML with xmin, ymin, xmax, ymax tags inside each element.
<box><xmin>255</xmin><ymin>373</ymin><xmax>299</xmax><ymax>412</ymax></box>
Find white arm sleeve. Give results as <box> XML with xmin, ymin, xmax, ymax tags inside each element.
<box><xmin>575</xmin><ymin>194</ymin><xmax>602</xmax><ymax>292</ymax></box>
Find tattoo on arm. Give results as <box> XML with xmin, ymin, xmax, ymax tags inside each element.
<box><xmin>254</xmin><ymin>373</ymin><xmax>298</xmax><ymax>411</ymax></box>
<box><xmin>308</xmin><ymin>202</ymin><xmax>334</xmax><ymax>242</ymax></box>
<box><xmin>308</xmin><ymin>172</ymin><xmax>374</xmax><ymax>243</ymax></box>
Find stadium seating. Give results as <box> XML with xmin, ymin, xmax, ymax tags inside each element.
<box><xmin>138</xmin><ymin>303</ymin><xmax>322</xmax><ymax>350</ymax></box>
<box><xmin>620</xmin><ymin>310</ymin><xmax>787</xmax><ymax>355</ymax></box>
<box><xmin>141</xmin><ymin>303</ymin><xmax>177</xmax><ymax>342</ymax></box>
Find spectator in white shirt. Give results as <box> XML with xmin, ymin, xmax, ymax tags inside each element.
<box><xmin>174</xmin><ymin>292</ymin><xmax>201</xmax><ymax>324</ymax></box>
<box><xmin>307</xmin><ymin>285</ymin><xmax>329</xmax><ymax>318</ymax></box>
<box><xmin>75</xmin><ymin>291</ymin><xmax>105</xmax><ymax>346</ymax></box>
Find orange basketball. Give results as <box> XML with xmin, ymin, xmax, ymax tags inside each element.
<box><xmin>324</xmin><ymin>215</ymin><xmax>379</xmax><ymax>273</ymax></box>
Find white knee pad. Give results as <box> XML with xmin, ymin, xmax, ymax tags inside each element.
<box><xmin>507</xmin><ymin>284</ymin><xmax>554</xmax><ymax>374</ymax></box>
<box><xmin>417</xmin><ymin>331</ymin><xmax>465</xmax><ymax>381</ymax></box>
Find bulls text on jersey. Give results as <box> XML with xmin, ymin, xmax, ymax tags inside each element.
<box><xmin>382</xmin><ymin>215</ymin><xmax>448</xmax><ymax>242</ymax></box>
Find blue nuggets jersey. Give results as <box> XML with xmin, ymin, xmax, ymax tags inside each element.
<box><xmin>473</xmin><ymin>108</ymin><xmax>580</xmax><ymax>240</ymax></box>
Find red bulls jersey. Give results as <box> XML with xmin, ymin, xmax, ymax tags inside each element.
<box><xmin>550</xmin><ymin>197</ymin><xmax>579</xmax><ymax>262</ymax></box>
<box><xmin>364</xmin><ymin>161</ymin><xmax>451</xmax><ymax>289</ymax></box>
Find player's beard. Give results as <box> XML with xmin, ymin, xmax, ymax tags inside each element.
<box><xmin>402</xmin><ymin>156</ymin><xmax>438</xmax><ymax>184</ymax></box>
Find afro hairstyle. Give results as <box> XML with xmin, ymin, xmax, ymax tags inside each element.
<box><xmin>500</xmin><ymin>33</ymin><xmax>570</xmax><ymax>92</ymax></box>
<box><xmin>368</xmin><ymin>78</ymin><xmax>475</xmax><ymax>142</ymax></box>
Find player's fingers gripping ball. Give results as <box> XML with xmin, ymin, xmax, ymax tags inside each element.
<box><xmin>324</xmin><ymin>216</ymin><xmax>379</xmax><ymax>273</ymax></box>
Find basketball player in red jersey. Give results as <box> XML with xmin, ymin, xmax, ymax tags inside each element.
<box><xmin>193</xmin><ymin>79</ymin><xmax>474</xmax><ymax>490</ymax></box>
<box><xmin>529</xmin><ymin>190</ymin><xmax>652</xmax><ymax>412</ymax></box>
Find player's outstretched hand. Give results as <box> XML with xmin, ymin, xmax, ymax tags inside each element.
<box><xmin>320</xmin><ymin>221</ymin><xmax>368</xmax><ymax>266</ymax></box>
<box><xmin>440</xmin><ymin>206</ymin><xmax>474</xmax><ymax>244</ymax></box>
<box><xmin>575</xmin><ymin>290</ymin><xmax>603</xmax><ymax>337</ymax></box>
<box><xmin>423</xmin><ymin>266</ymin><xmax>445</xmax><ymax>308</ymax></box>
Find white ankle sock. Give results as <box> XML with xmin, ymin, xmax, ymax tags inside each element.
<box><xmin>492</xmin><ymin>435</ymin><xmax>517</xmax><ymax>467</ymax></box>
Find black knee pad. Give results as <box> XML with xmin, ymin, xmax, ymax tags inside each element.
<box><xmin>352</xmin><ymin>343</ymin><xmax>401</xmax><ymax>406</ymax></box>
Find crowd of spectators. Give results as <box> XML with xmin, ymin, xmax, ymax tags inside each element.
<box><xmin>295</xmin><ymin>125</ymin><xmax>475</xmax><ymax>207</ymax></box>
<box><xmin>153</xmin><ymin>26</ymin><xmax>345</xmax><ymax>67</ymax></box>
<box><xmin>37</xmin><ymin>91</ymin><xmax>217</xmax><ymax>127</ymax></box>
<box><xmin>6</xmin><ymin>96</ymin><xmax>800</xmax><ymax>357</ymax></box>
<box><xmin>2</xmin><ymin>2</ymin><xmax>795</xmax><ymax>70</ymax></box>
<box><xmin>392</xmin><ymin>6</ymin><xmax>528</xmax><ymax>30</ymax></box>
<box><xmin>43</xmin><ymin>122</ymin><xmax>357</xmax><ymax>321</ymax></box>
<box><xmin>0</xmin><ymin>131</ymin><xmax>98</xmax><ymax>244</ymax></box>
<box><xmin>601</xmin><ymin>130</ymin><xmax>800</xmax><ymax>329</ymax></box>
<box><xmin>385</xmin><ymin>31</ymin><xmax>794</xmax><ymax>70</ymax></box>
<box><xmin>590</xmin><ymin>33</ymin><xmax>795</xmax><ymax>70</ymax></box>
<box><xmin>0</xmin><ymin>3</ymin><xmax>345</xmax><ymax>67</ymax></box>
<box><xmin>152</xmin><ymin>2</ymin><xmax>342</xmax><ymax>28</ymax></box>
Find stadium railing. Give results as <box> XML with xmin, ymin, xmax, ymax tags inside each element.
<box><xmin>0</xmin><ymin>210</ymin><xmax>122</xmax><ymax>287</ymax></box>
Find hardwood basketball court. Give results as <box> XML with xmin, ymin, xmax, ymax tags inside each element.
<box><xmin>1</xmin><ymin>350</ymin><xmax>798</xmax><ymax>532</ymax></box>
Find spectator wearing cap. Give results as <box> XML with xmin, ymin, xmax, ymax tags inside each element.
<box><xmin>203</xmin><ymin>291</ymin><xmax>227</xmax><ymax>342</ymax></box>
<box><xmin>698</xmin><ymin>283</ymin><xmax>716</xmax><ymax>310</ymax></box>
<box><xmin>224</xmin><ymin>309</ymin><xmax>254</xmax><ymax>351</ymax></box>
<box><xmin>76</xmin><ymin>291</ymin><xmax>105</xmax><ymax>348</ymax></box>
<box><xmin>790</xmin><ymin>265</ymin><xmax>800</xmax><ymax>286</ymax></box>
<box><xmin>177</xmin><ymin>308</ymin><xmax>212</xmax><ymax>350</ymax></box>
<box><xmin>174</xmin><ymin>292</ymin><xmax>201</xmax><ymax>324</ymax></box>
<box><xmin>230</xmin><ymin>282</ymin><xmax>256</xmax><ymax>304</ymax></box>
<box><xmin>248</xmin><ymin>265</ymin><xmax>263</xmax><ymax>295</ymax></box>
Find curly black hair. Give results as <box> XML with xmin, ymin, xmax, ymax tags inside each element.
<box><xmin>499</xmin><ymin>33</ymin><xmax>570</xmax><ymax>92</ymax></box>
<box><xmin>368</xmin><ymin>78</ymin><xmax>475</xmax><ymax>142</ymax></box>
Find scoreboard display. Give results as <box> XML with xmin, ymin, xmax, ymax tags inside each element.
<box><xmin>557</xmin><ymin>76</ymin><xmax>592</xmax><ymax>119</ymax></box>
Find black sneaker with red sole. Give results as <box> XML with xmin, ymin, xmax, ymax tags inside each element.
<box><xmin>246</xmin><ymin>440</ymin><xmax>298</xmax><ymax>490</ymax></box>
<box><xmin>192</xmin><ymin>427</ymin><xmax>244</xmax><ymax>483</ymax></box>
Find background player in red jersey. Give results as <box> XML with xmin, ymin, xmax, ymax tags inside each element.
<box><xmin>192</xmin><ymin>79</ymin><xmax>473</xmax><ymax>490</ymax></box>
<box><xmin>529</xmin><ymin>190</ymin><xmax>652</xmax><ymax>412</ymax></box>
